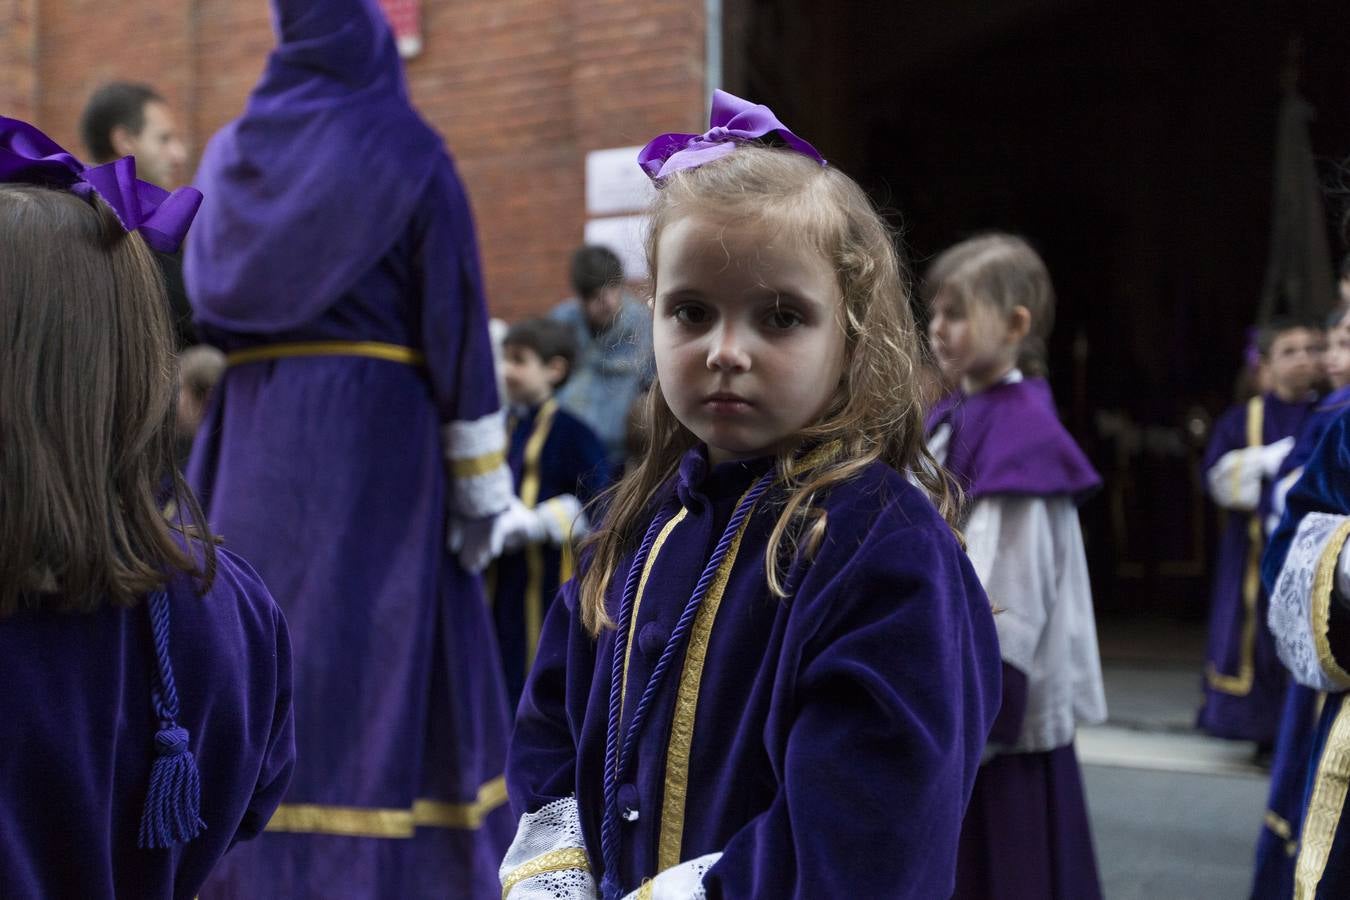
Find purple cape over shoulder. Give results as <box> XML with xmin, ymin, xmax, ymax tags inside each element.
<box><xmin>927</xmin><ymin>377</ymin><xmax>1101</xmax><ymax>504</ymax></box>
<box><xmin>184</xmin><ymin>0</ymin><xmax>443</xmax><ymax>332</ymax></box>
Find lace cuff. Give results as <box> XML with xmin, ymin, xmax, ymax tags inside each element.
<box><xmin>620</xmin><ymin>853</ymin><xmax>722</xmax><ymax>900</ymax></box>
<box><xmin>500</xmin><ymin>796</ymin><xmax>596</xmax><ymax>900</ymax></box>
<box><xmin>1269</xmin><ymin>512</ymin><xmax>1350</xmax><ymax>691</ymax></box>
<box><xmin>443</xmin><ymin>411</ymin><xmax>513</xmax><ymax>518</ymax></box>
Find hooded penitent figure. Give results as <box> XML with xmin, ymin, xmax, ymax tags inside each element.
<box><xmin>184</xmin><ymin>0</ymin><xmax>515</xmax><ymax>895</ymax></box>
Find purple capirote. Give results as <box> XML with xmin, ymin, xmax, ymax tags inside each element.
<box><xmin>184</xmin><ymin>0</ymin><xmax>443</xmax><ymax>333</ymax></box>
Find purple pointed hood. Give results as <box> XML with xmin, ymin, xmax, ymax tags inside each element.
<box><xmin>184</xmin><ymin>0</ymin><xmax>444</xmax><ymax>332</ymax></box>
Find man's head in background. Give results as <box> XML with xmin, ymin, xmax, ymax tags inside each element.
<box><xmin>79</xmin><ymin>82</ymin><xmax>187</xmax><ymax>189</ymax></box>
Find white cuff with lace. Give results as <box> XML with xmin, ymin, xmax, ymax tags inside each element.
<box><xmin>1269</xmin><ymin>511</ymin><xmax>1350</xmax><ymax>691</ymax></box>
<box><xmin>443</xmin><ymin>410</ymin><xmax>513</xmax><ymax>519</ymax></box>
<box><xmin>620</xmin><ymin>853</ymin><xmax>722</xmax><ymax>900</ymax></box>
<box><xmin>500</xmin><ymin>796</ymin><xmax>597</xmax><ymax>900</ymax></box>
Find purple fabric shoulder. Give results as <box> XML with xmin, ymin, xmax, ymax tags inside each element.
<box><xmin>184</xmin><ymin>0</ymin><xmax>444</xmax><ymax>333</ymax></box>
<box><xmin>929</xmin><ymin>378</ymin><xmax>1101</xmax><ymax>504</ymax></box>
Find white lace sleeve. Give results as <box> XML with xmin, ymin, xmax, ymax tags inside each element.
<box><xmin>619</xmin><ymin>853</ymin><xmax>722</xmax><ymax>900</ymax></box>
<box><xmin>443</xmin><ymin>410</ymin><xmax>514</xmax><ymax>518</ymax></box>
<box><xmin>499</xmin><ymin>796</ymin><xmax>597</xmax><ymax>900</ymax></box>
<box><xmin>1206</xmin><ymin>446</ymin><xmax>1265</xmax><ymax>511</ymax></box>
<box><xmin>1269</xmin><ymin>512</ymin><xmax>1350</xmax><ymax>691</ymax></box>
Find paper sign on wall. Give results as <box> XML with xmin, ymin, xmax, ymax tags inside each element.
<box><xmin>586</xmin><ymin>146</ymin><xmax>655</xmax><ymax>217</ymax></box>
<box><xmin>584</xmin><ymin>214</ymin><xmax>650</xmax><ymax>282</ymax></box>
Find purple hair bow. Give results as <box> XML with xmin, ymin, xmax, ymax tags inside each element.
<box><xmin>637</xmin><ymin>89</ymin><xmax>826</xmax><ymax>182</ymax></box>
<box><xmin>0</xmin><ymin>116</ymin><xmax>201</xmax><ymax>253</ymax></box>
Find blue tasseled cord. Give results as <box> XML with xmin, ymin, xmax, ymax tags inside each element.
<box><xmin>598</xmin><ymin>471</ymin><xmax>773</xmax><ymax>900</ymax></box>
<box><xmin>138</xmin><ymin>590</ymin><xmax>206</xmax><ymax>849</ymax></box>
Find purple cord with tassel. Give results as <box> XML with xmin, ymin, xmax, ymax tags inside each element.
<box><xmin>138</xmin><ymin>590</ymin><xmax>206</xmax><ymax>849</ymax></box>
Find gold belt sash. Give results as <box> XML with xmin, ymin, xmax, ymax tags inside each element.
<box><xmin>225</xmin><ymin>340</ymin><xmax>425</xmax><ymax>367</ymax></box>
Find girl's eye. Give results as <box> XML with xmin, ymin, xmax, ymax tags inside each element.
<box><xmin>673</xmin><ymin>304</ymin><xmax>709</xmax><ymax>325</ymax></box>
<box><xmin>765</xmin><ymin>309</ymin><xmax>804</xmax><ymax>330</ymax></box>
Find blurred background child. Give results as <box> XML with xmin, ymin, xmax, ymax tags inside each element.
<box><xmin>925</xmin><ymin>233</ymin><xmax>1106</xmax><ymax>900</ymax></box>
<box><xmin>491</xmin><ymin>317</ymin><xmax>608</xmax><ymax>709</ymax></box>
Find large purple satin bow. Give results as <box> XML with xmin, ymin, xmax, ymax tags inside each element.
<box><xmin>637</xmin><ymin>89</ymin><xmax>825</xmax><ymax>182</ymax></box>
<box><xmin>0</xmin><ymin>116</ymin><xmax>201</xmax><ymax>253</ymax></box>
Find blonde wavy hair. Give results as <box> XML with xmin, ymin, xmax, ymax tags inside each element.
<box><xmin>577</xmin><ymin>144</ymin><xmax>958</xmax><ymax>635</ymax></box>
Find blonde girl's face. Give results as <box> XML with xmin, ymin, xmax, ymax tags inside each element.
<box><xmin>652</xmin><ymin>212</ymin><xmax>847</xmax><ymax>465</ymax></box>
<box><xmin>927</xmin><ymin>288</ymin><xmax>1018</xmax><ymax>393</ymax></box>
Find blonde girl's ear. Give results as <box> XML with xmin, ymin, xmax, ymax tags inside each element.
<box><xmin>1007</xmin><ymin>304</ymin><xmax>1033</xmax><ymax>344</ymax></box>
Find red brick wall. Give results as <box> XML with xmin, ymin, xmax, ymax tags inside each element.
<box><xmin>1</xmin><ymin>0</ymin><xmax>38</xmax><ymax>122</ymax></box>
<box><xmin>9</xmin><ymin>0</ymin><xmax>707</xmax><ymax>322</ymax></box>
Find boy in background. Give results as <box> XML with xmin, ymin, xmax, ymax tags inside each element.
<box><xmin>493</xmin><ymin>317</ymin><xmax>609</xmax><ymax>708</ymax></box>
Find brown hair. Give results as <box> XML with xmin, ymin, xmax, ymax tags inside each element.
<box><xmin>576</xmin><ymin>144</ymin><xmax>959</xmax><ymax>635</ymax></box>
<box><xmin>0</xmin><ymin>184</ymin><xmax>215</xmax><ymax>615</ymax></box>
<box><xmin>924</xmin><ymin>233</ymin><xmax>1055</xmax><ymax>378</ymax></box>
<box><xmin>503</xmin><ymin>317</ymin><xmax>578</xmax><ymax>389</ymax></box>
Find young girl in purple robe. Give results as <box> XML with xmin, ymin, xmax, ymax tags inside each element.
<box><xmin>502</xmin><ymin>91</ymin><xmax>1001</xmax><ymax>900</ymax></box>
<box><xmin>0</xmin><ymin>117</ymin><xmax>294</xmax><ymax>899</ymax></box>
<box><xmin>924</xmin><ymin>234</ymin><xmax>1107</xmax><ymax>900</ymax></box>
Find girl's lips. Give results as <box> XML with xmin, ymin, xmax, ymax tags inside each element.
<box><xmin>704</xmin><ymin>393</ymin><xmax>753</xmax><ymax>413</ymax></box>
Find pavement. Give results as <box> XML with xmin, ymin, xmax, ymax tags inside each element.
<box><xmin>1081</xmin><ymin>616</ymin><xmax>1269</xmax><ymax>900</ymax></box>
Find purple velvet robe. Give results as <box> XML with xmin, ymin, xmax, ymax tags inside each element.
<box><xmin>508</xmin><ymin>447</ymin><xmax>1002</xmax><ymax>897</ymax></box>
<box><xmin>1199</xmin><ymin>393</ymin><xmax>1313</xmax><ymax>744</ymax></box>
<box><xmin>183</xmin><ymin>1</ymin><xmax>513</xmax><ymax>895</ymax></box>
<box><xmin>0</xmin><ymin>548</ymin><xmax>294</xmax><ymax>899</ymax></box>
<box><xmin>928</xmin><ymin>378</ymin><xmax>1104</xmax><ymax>900</ymax></box>
<box><xmin>1260</xmin><ymin>410</ymin><xmax>1350</xmax><ymax>897</ymax></box>
<box><xmin>187</xmin><ymin>158</ymin><xmax>513</xmax><ymax>898</ymax></box>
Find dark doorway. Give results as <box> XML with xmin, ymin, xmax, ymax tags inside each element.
<box><xmin>725</xmin><ymin>0</ymin><xmax>1350</xmax><ymax>615</ymax></box>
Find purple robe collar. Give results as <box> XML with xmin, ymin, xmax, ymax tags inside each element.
<box><xmin>185</xmin><ymin>0</ymin><xmax>444</xmax><ymax>333</ymax></box>
<box><xmin>1318</xmin><ymin>384</ymin><xmax>1350</xmax><ymax>414</ymax></box>
<box><xmin>675</xmin><ymin>445</ymin><xmax>774</xmax><ymax>511</ymax></box>
<box><xmin>928</xmin><ymin>376</ymin><xmax>1100</xmax><ymax>504</ymax></box>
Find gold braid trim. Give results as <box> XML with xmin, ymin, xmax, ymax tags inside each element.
<box><xmin>621</xmin><ymin>508</ymin><xmax>688</xmax><ymax>716</ymax></box>
<box><xmin>265</xmin><ymin>776</ymin><xmax>507</xmax><ymax>838</ymax></box>
<box><xmin>225</xmin><ymin>340</ymin><xmax>424</xmax><ymax>368</ymax></box>
<box><xmin>1311</xmin><ymin>519</ymin><xmax>1350</xmax><ymax>690</ymax></box>
<box><xmin>657</xmin><ymin>490</ymin><xmax>757</xmax><ymax>872</ymax></box>
<box><xmin>500</xmin><ymin>847</ymin><xmax>592</xmax><ymax>899</ymax></box>
<box><xmin>1207</xmin><ymin>396</ymin><xmax>1266</xmax><ymax>696</ymax></box>
<box><xmin>1296</xmin><ymin>699</ymin><xmax>1350</xmax><ymax>899</ymax></box>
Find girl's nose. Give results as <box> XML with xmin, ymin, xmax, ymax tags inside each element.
<box><xmin>706</xmin><ymin>323</ymin><xmax>751</xmax><ymax>372</ymax></box>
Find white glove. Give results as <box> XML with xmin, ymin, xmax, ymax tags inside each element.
<box><xmin>498</xmin><ymin>494</ymin><xmax>591</xmax><ymax>555</ymax></box>
<box><xmin>1208</xmin><ymin>436</ymin><xmax>1297</xmax><ymax>512</ymax></box>
<box><xmin>537</xmin><ymin>494</ymin><xmax>590</xmax><ymax>545</ymax></box>
<box><xmin>1259</xmin><ymin>436</ymin><xmax>1296</xmax><ymax>478</ymax></box>
<box><xmin>448</xmin><ymin>498</ymin><xmax>538</xmax><ymax>573</ymax></box>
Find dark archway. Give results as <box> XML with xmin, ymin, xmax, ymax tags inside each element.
<box><xmin>725</xmin><ymin>0</ymin><xmax>1350</xmax><ymax>613</ymax></box>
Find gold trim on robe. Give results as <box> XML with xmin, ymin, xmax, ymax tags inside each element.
<box><xmin>1207</xmin><ymin>395</ymin><xmax>1265</xmax><ymax>696</ymax></box>
<box><xmin>1311</xmin><ymin>519</ymin><xmax>1350</xmax><ymax>689</ymax></box>
<box><xmin>500</xmin><ymin>847</ymin><xmax>592</xmax><ymax>898</ymax></box>
<box><xmin>265</xmin><ymin>775</ymin><xmax>507</xmax><ymax>838</ymax></box>
<box><xmin>1296</xmin><ymin>700</ymin><xmax>1350</xmax><ymax>899</ymax></box>
<box><xmin>225</xmin><ymin>340</ymin><xmax>425</xmax><ymax>368</ymax></box>
<box><xmin>520</xmin><ymin>399</ymin><xmax>560</xmax><ymax>670</ymax></box>
<box><xmin>657</xmin><ymin>493</ymin><xmax>758</xmax><ymax>872</ymax></box>
<box><xmin>621</xmin><ymin>508</ymin><xmax>689</xmax><ymax>718</ymax></box>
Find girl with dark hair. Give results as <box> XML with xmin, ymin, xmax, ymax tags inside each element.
<box><xmin>502</xmin><ymin>91</ymin><xmax>1000</xmax><ymax>899</ymax></box>
<box><xmin>925</xmin><ymin>233</ymin><xmax>1107</xmax><ymax>899</ymax></box>
<box><xmin>0</xmin><ymin>117</ymin><xmax>294</xmax><ymax>898</ymax></box>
